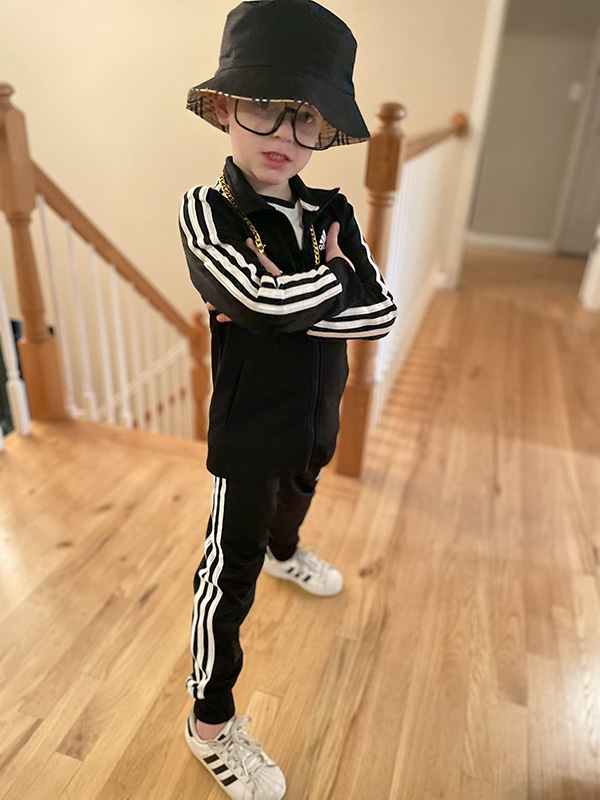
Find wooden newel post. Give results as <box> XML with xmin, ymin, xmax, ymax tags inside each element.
<box><xmin>189</xmin><ymin>310</ymin><xmax>210</xmax><ymax>439</ymax></box>
<box><xmin>336</xmin><ymin>103</ymin><xmax>405</xmax><ymax>477</ymax></box>
<box><xmin>0</xmin><ymin>83</ymin><xmax>66</xmax><ymax>420</ymax></box>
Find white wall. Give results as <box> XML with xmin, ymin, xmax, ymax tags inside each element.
<box><xmin>470</xmin><ymin>0</ymin><xmax>600</xmax><ymax>246</ymax></box>
<box><xmin>1</xmin><ymin>0</ymin><xmax>490</xmax><ymax>320</ymax></box>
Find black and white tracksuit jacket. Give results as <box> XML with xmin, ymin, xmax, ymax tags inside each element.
<box><xmin>179</xmin><ymin>157</ymin><xmax>397</xmax><ymax>479</ymax></box>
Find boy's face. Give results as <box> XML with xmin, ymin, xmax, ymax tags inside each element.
<box><xmin>214</xmin><ymin>95</ymin><xmax>314</xmax><ymax>200</ymax></box>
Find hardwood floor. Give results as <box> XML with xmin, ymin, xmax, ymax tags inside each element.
<box><xmin>1</xmin><ymin>246</ymin><xmax>599</xmax><ymax>799</ymax></box>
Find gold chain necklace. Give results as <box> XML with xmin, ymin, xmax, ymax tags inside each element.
<box><xmin>219</xmin><ymin>172</ymin><xmax>321</xmax><ymax>267</ymax></box>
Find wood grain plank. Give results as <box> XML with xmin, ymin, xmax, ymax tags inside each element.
<box><xmin>20</xmin><ymin>752</ymin><xmax>80</xmax><ymax>800</ymax></box>
<box><xmin>1</xmin><ymin>249</ymin><xmax>599</xmax><ymax>800</ymax></box>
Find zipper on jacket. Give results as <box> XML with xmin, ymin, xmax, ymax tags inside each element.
<box><xmin>304</xmin><ymin>339</ymin><xmax>322</xmax><ymax>471</ymax></box>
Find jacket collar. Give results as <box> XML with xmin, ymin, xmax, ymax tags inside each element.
<box><xmin>222</xmin><ymin>156</ymin><xmax>339</xmax><ymax>216</ymax></box>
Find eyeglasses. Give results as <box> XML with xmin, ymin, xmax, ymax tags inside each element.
<box><xmin>234</xmin><ymin>99</ymin><xmax>338</xmax><ymax>151</ymax></box>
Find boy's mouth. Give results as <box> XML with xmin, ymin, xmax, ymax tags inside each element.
<box><xmin>262</xmin><ymin>151</ymin><xmax>291</xmax><ymax>164</ymax></box>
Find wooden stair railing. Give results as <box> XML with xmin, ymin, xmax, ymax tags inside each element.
<box><xmin>0</xmin><ymin>83</ymin><xmax>209</xmax><ymax>438</ymax></box>
<box><xmin>0</xmin><ymin>84</ymin><xmax>66</xmax><ymax>421</ymax></box>
<box><xmin>335</xmin><ymin>103</ymin><xmax>469</xmax><ymax>477</ymax></box>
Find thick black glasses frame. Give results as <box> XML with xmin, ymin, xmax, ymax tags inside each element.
<box><xmin>233</xmin><ymin>100</ymin><xmax>336</xmax><ymax>151</ymax></box>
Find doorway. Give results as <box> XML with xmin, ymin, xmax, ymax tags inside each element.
<box><xmin>468</xmin><ymin>0</ymin><xmax>600</xmax><ymax>257</ymax></box>
<box><xmin>554</xmin><ymin>27</ymin><xmax>600</xmax><ymax>256</ymax></box>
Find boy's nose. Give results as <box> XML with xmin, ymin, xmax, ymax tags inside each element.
<box><xmin>272</xmin><ymin>116</ymin><xmax>294</xmax><ymax>142</ymax></box>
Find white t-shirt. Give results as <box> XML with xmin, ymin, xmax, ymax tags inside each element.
<box><xmin>266</xmin><ymin>196</ymin><xmax>304</xmax><ymax>249</ymax></box>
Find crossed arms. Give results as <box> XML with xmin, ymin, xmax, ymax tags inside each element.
<box><xmin>179</xmin><ymin>185</ymin><xmax>397</xmax><ymax>339</ymax></box>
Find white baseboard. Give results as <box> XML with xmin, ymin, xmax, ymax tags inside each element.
<box><xmin>465</xmin><ymin>231</ymin><xmax>555</xmax><ymax>254</ymax></box>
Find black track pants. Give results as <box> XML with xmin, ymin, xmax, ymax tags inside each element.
<box><xmin>186</xmin><ymin>466</ymin><xmax>320</xmax><ymax>724</ymax></box>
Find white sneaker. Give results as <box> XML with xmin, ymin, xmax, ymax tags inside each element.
<box><xmin>185</xmin><ymin>712</ymin><xmax>286</xmax><ymax>800</ymax></box>
<box><xmin>262</xmin><ymin>546</ymin><xmax>343</xmax><ymax>597</ymax></box>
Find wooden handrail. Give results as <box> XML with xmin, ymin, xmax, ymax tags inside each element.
<box><xmin>404</xmin><ymin>111</ymin><xmax>469</xmax><ymax>162</ymax></box>
<box><xmin>335</xmin><ymin>103</ymin><xmax>470</xmax><ymax>478</ymax></box>
<box><xmin>33</xmin><ymin>163</ymin><xmax>193</xmax><ymax>341</ymax></box>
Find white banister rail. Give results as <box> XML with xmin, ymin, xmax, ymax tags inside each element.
<box><xmin>142</xmin><ymin>299</ymin><xmax>160</xmax><ymax>434</ymax></box>
<box><xmin>31</xmin><ymin>156</ymin><xmax>207</xmax><ymax>439</ymax></box>
<box><xmin>91</xmin><ymin>246</ymin><xmax>116</xmax><ymax>424</ymax></box>
<box><xmin>126</xmin><ymin>282</ymin><xmax>145</xmax><ymax>431</ymax></box>
<box><xmin>66</xmin><ymin>220</ymin><xmax>98</xmax><ymax>420</ymax></box>
<box><xmin>0</xmin><ymin>276</ymin><xmax>31</xmax><ymax>447</ymax></box>
<box><xmin>157</xmin><ymin>322</ymin><xmax>170</xmax><ymax>436</ymax></box>
<box><xmin>109</xmin><ymin>265</ymin><xmax>134</xmax><ymax>429</ymax></box>
<box><xmin>34</xmin><ymin>191</ymin><xmax>196</xmax><ymax>439</ymax></box>
<box><xmin>371</xmin><ymin>142</ymin><xmax>455</xmax><ymax>429</ymax></box>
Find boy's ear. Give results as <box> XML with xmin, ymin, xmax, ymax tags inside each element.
<box><xmin>213</xmin><ymin>94</ymin><xmax>231</xmax><ymax>126</ymax></box>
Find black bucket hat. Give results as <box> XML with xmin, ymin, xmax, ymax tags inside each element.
<box><xmin>187</xmin><ymin>0</ymin><xmax>370</xmax><ymax>147</ymax></box>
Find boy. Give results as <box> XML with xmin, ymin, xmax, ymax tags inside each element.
<box><xmin>179</xmin><ymin>1</ymin><xmax>396</xmax><ymax>797</ymax></box>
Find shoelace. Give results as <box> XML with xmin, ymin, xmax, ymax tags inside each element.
<box><xmin>218</xmin><ymin>716</ymin><xmax>267</xmax><ymax>779</ymax></box>
<box><xmin>295</xmin><ymin>545</ymin><xmax>330</xmax><ymax>577</ymax></box>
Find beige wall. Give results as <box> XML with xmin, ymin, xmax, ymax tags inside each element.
<box><xmin>1</xmin><ymin>0</ymin><xmax>489</xmax><ymax>320</ymax></box>
<box><xmin>470</xmin><ymin>0</ymin><xmax>600</xmax><ymax>243</ymax></box>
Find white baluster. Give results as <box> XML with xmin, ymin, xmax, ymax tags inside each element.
<box><xmin>180</xmin><ymin>341</ymin><xmax>190</xmax><ymax>436</ymax></box>
<box><xmin>170</xmin><ymin>333</ymin><xmax>182</xmax><ymax>437</ymax></box>
<box><xmin>109</xmin><ymin>266</ymin><xmax>133</xmax><ymax>428</ymax></box>
<box><xmin>176</xmin><ymin>344</ymin><xmax>188</xmax><ymax>439</ymax></box>
<box><xmin>164</xmin><ymin>328</ymin><xmax>177</xmax><ymax>437</ymax></box>
<box><xmin>186</xmin><ymin>342</ymin><xmax>195</xmax><ymax>439</ymax></box>
<box><xmin>142</xmin><ymin>300</ymin><xmax>159</xmax><ymax>434</ymax></box>
<box><xmin>164</xmin><ymin>326</ymin><xmax>178</xmax><ymax>437</ymax></box>
<box><xmin>90</xmin><ymin>246</ymin><xmax>116</xmax><ymax>423</ymax></box>
<box><xmin>37</xmin><ymin>194</ymin><xmax>78</xmax><ymax>417</ymax></box>
<box><xmin>126</xmin><ymin>284</ymin><xmax>145</xmax><ymax>432</ymax></box>
<box><xmin>0</xmin><ymin>278</ymin><xmax>31</xmax><ymax>437</ymax></box>
<box><xmin>156</xmin><ymin>320</ymin><xmax>172</xmax><ymax>436</ymax></box>
<box><xmin>375</xmin><ymin>159</ymin><xmax>414</xmax><ymax>426</ymax></box>
<box><xmin>171</xmin><ymin>341</ymin><xmax>182</xmax><ymax>439</ymax></box>
<box><xmin>66</xmin><ymin>222</ymin><xmax>98</xmax><ymax>420</ymax></box>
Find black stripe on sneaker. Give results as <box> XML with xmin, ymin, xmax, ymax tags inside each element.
<box><xmin>303</xmin><ymin>575</ymin><xmax>311</xmax><ymax>582</ymax></box>
<box><xmin>213</xmin><ymin>764</ymin><xmax>229</xmax><ymax>775</ymax></box>
<box><xmin>204</xmin><ymin>754</ymin><xmax>220</xmax><ymax>764</ymax></box>
<box><xmin>222</xmin><ymin>775</ymin><xmax>238</xmax><ymax>786</ymax></box>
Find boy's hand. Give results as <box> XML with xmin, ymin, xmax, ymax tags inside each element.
<box><xmin>206</xmin><ymin>302</ymin><xmax>231</xmax><ymax>323</ymax></box>
<box><xmin>326</xmin><ymin>221</ymin><xmax>354</xmax><ymax>271</ymax></box>
<box><xmin>206</xmin><ymin>238</ymin><xmax>281</xmax><ymax>323</ymax></box>
<box><xmin>246</xmin><ymin>238</ymin><xmax>282</xmax><ymax>277</ymax></box>
<box><xmin>207</xmin><ymin>227</ymin><xmax>352</xmax><ymax>323</ymax></box>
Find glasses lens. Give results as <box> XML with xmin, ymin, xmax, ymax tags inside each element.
<box><xmin>235</xmin><ymin>99</ymin><xmax>283</xmax><ymax>134</ymax></box>
<box><xmin>290</xmin><ymin>103</ymin><xmax>323</xmax><ymax>148</ymax></box>
<box><xmin>293</xmin><ymin>104</ymin><xmax>338</xmax><ymax>150</ymax></box>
